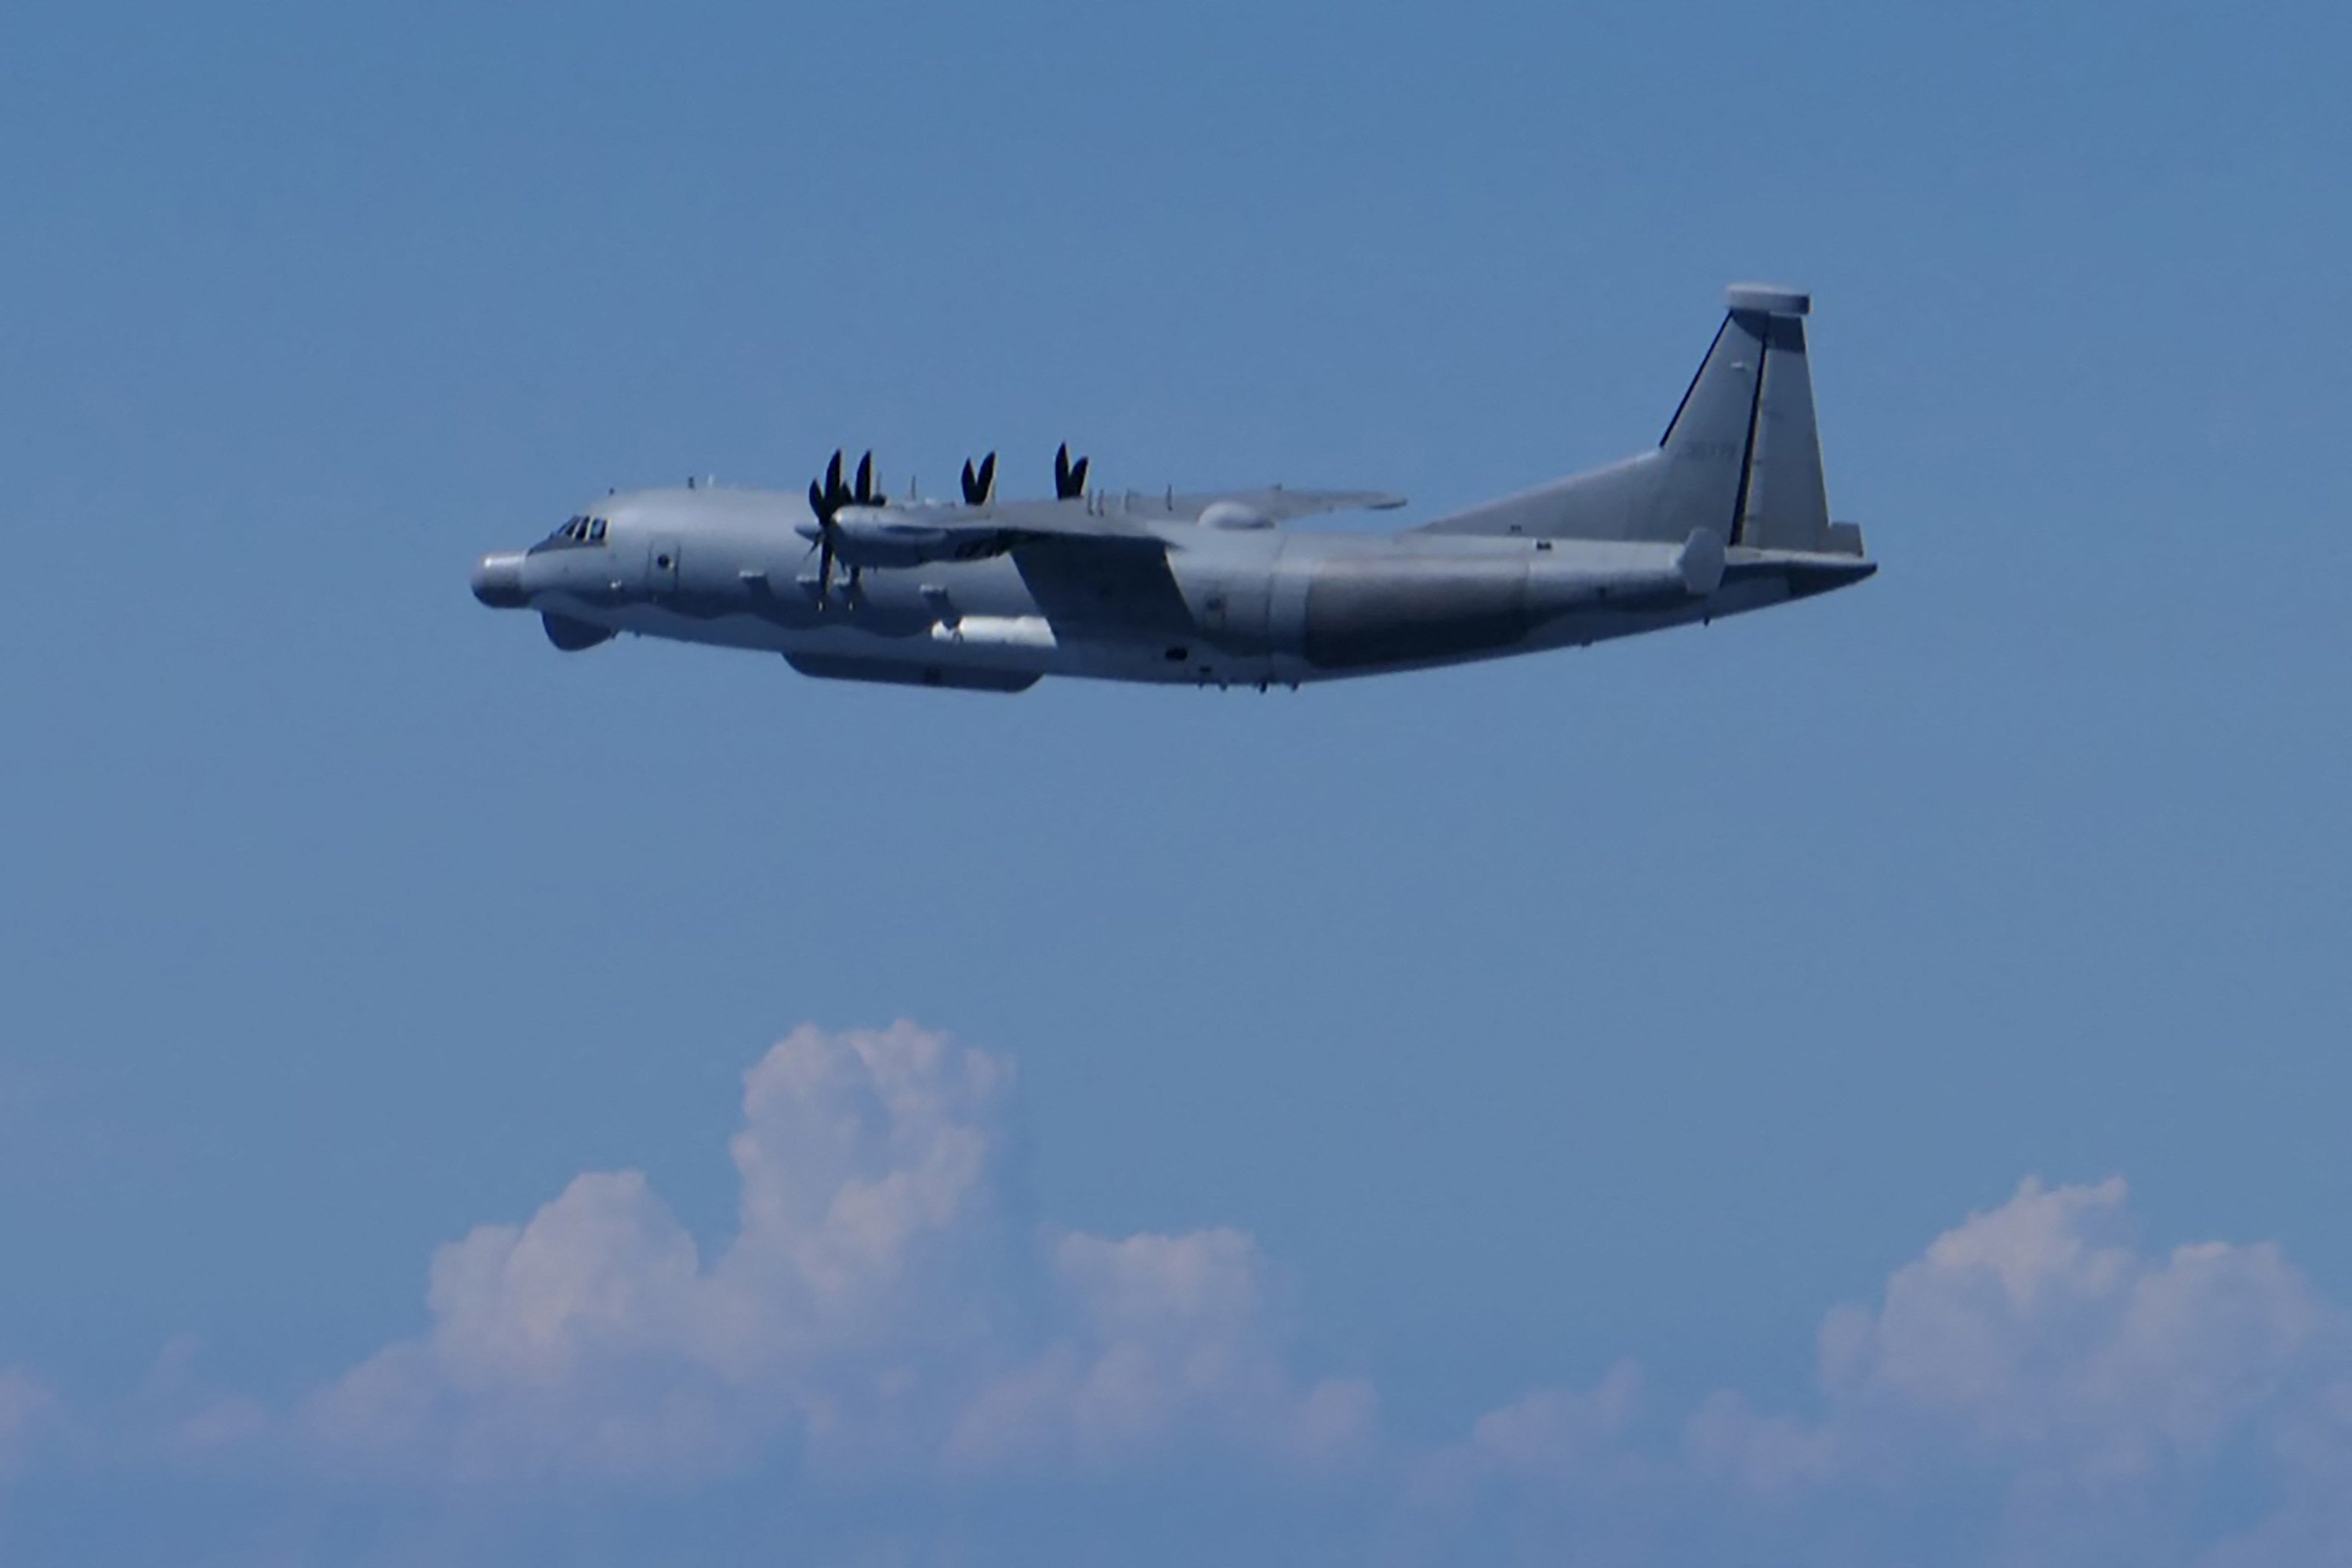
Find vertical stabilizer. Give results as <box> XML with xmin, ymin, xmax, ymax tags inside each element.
<box><xmin>1722</xmin><ymin>285</ymin><xmax>1833</xmax><ymax>552</ymax></box>
<box><xmin>1417</xmin><ymin>284</ymin><xmax>1860</xmax><ymax>557</ymax></box>
<box><xmin>1653</xmin><ymin>305</ymin><xmax>1766</xmax><ymax>544</ymax></box>
<box><xmin>1656</xmin><ymin>285</ymin><xmax>1835</xmax><ymax>551</ymax></box>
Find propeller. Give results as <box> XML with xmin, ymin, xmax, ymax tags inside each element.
<box><xmin>960</xmin><ymin>451</ymin><xmax>998</xmax><ymax>506</ymax></box>
<box><xmin>803</xmin><ymin>447</ymin><xmax>887</xmax><ymax>605</ymax></box>
<box><xmin>1053</xmin><ymin>442</ymin><xmax>1090</xmax><ymax>501</ymax></box>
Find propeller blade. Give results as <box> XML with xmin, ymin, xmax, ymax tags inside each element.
<box><xmin>817</xmin><ymin>532</ymin><xmax>836</xmax><ymax>608</ymax></box>
<box><xmin>1052</xmin><ymin>445</ymin><xmax>1091</xmax><ymax>500</ymax></box>
<box><xmin>808</xmin><ymin>478</ymin><xmax>829</xmax><ymax>521</ymax></box>
<box><xmin>854</xmin><ymin>450</ymin><xmax>876</xmax><ymax>506</ymax></box>
<box><xmin>978</xmin><ymin>451</ymin><xmax>996</xmax><ymax>503</ymax></box>
<box><xmin>961</xmin><ymin>459</ymin><xmax>980</xmax><ymax>506</ymax></box>
<box><xmin>826</xmin><ymin>449</ymin><xmax>844</xmax><ymax>500</ymax></box>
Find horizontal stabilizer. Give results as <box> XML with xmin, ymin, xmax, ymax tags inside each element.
<box><xmin>1676</xmin><ymin>528</ymin><xmax>1726</xmax><ymax>596</ymax></box>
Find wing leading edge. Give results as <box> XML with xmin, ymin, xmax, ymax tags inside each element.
<box><xmin>802</xmin><ymin>484</ymin><xmax>1405</xmax><ymax>571</ymax></box>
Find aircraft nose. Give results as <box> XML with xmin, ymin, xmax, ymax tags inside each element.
<box><xmin>470</xmin><ymin>552</ymin><xmax>528</xmax><ymax>609</ymax></box>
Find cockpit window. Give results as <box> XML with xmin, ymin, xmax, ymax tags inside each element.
<box><xmin>535</xmin><ymin>514</ymin><xmax>612</xmax><ymax>552</ymax></box>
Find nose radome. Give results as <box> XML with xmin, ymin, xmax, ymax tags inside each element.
<box><xmin>470</xmin><ymin>552</ymin><xmax>528</xmax><ymax>609</ymax></box>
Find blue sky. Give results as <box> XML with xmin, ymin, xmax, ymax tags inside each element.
<box><xmin>2</xmin><ymin>0</ymin><xmax>2349</xmax><ymax>1562</ymax></box>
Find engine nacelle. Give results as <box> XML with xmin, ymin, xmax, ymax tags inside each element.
<box><xmin>800</xmin><ymin>509</ymin><xmax>967</xmax><ymax>569</ymax></box>
<box><xmin>1199</xmin><ymin>500</ymin><xmax>1276</xmax><ymax>531</ymax></box>
<box><xmin>837</xmin><ymin>520</ymin><xmax>950</xmax><ymax>568</ymax></box>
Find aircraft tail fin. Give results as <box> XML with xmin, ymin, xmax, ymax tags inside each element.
<box><xmin>1672</xmin><ymin>285</ymin><xmax>1844</xmax><ymax>554</ymax></box>
<box><xmin>1421</xmin><ymin>285</ymin><xmax>1863</xmax><ymax>557</ymax></box>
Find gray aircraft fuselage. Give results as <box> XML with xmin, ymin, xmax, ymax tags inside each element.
<box><xmin>470</xmin><ymin>285</ymin><xmax>1875</xmax><ymax>693</ymax></box>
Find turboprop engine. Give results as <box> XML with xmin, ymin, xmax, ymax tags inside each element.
<box><xmin>796</xmin><ymin>507</ymin><xmax>967</xmax><ymax>570</ymax></box>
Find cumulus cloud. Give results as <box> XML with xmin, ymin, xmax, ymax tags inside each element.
<box><xmin>949</xmin><ymin>1227</ymin><xmax>1375</xmax><ymax>1473</ymax></box>
<box><xmin>33</xmin><ymin>1029</ymin><xmax>2349</xmax><ymax>1566</ymax></box>
<box><xmin>1450</xmin><ymin>1176</ymin><xmax>2352</xmax><ymax>1566</ymax></box>
<box><xmin>0</xmin><ymin>1366</ymin><xmax>56</xmax><ymax>1479</ymax></box>
<box><xmin>1404</xmin><ymin>1359</ymin><xmax>1652</xmax><ymax>1518</ymax></box>
<box><xmin>1686</xmin><ymin>1178</ymin><xmax>2342</xmax><ymax>1495</ymax></box>
<box><xmin>1468</xmin><ymin>1360</ymin><xmax>1643</xmax><ymax>1480</ymax></box>
<box><xmin>290</xmin><ymin>1022</ymin><xmax>1371</xmax><ymax>1483</ymax></box>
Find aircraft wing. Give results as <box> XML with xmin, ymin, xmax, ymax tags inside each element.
<box><xmin>816</xmin><ymin>484</ymin><xmax>1404</xmax><ymax>574</ymax></box>
<box><xmin>812</xmin><ymin>501</ymin><xmax>1166</xmax><ymax>568</ymax></box>
<box><xmin>914</xmin><ymin>502</ymin><xmax>1192</xmax><ymax>633</ymax></box>
<box><xmin>1131</xmin><ymin>486</ymin><xmax>1407</xmax><ymax>524</ymax></box>
<box><xmin>981</xmin><ymin>488</ymin><xmax>1404</xmax><ymax>637</ymax></box>
<box><xmin>939</xmin><ymin>499</ymin><xmax>1171</xmax><ymax>547</ymax></box>
<box><xmin>923</xmin><ymin>485</ymin><xmax>1406</xmax><ymax>534</ymax></box>
<box><xmin>1009</xmin><ymin>535</ymin><xmax>1194</xmax><ymax>636</ymax></box>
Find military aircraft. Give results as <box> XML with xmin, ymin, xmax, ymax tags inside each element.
<box><xmin>470</xmin><ymin>285</ymin><xmax>1872</xmax><ymax>692</ymax></box>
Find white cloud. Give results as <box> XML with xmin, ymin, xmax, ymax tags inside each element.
<box><xmin>292</xmin><ymin>1022</ymin><xmax>1372</xmax><ymax>1483</ymax></box>
<box><xmin>1684</xmin><ymin>1177</ymin><xmax>2342</xmax><ymax>1498</ymax></box>
<box><xmin>0</xmin><ymin>1366</ymin><xmax>55</xmax><ymax>1479</ymax></box>
<box><xmin>1465</xmin><ymin>1360</ymin><xmax>1644</xmax><ymax>1484</ymax></box>
<box><xmin>31</xmin><ymin>1032</ymin><xmax>2352</xmax><ymax>1566</ymax></box>
<box><xmin>1446</xmin><ymin>1176</ymin><xmax>2352</xmax><ymax>1566</ymax></box>
<box><xmin>949</xmin><ymin>1227</ymin><xmax>1376</xmax><ymax>1473</ymax></box>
